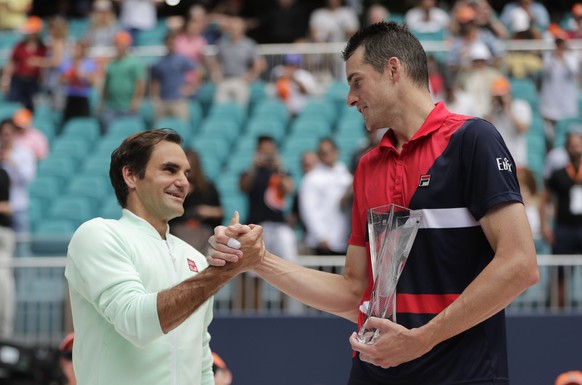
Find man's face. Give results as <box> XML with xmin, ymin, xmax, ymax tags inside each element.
<box><xmin>128</xmin><ymin>141</ymin><xmax>190</xmax><ymax>224</ymax></box>
<box><xmin>346</xmin><ymin>47</ymin><xmax>393</xmax><ymax>131</ymax></box>
<box><xmin>567</xmin><ymin>133</ymin><xmax>582</xmax><ymax>161</ymax></box>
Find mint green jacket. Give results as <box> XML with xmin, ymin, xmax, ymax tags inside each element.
<box><xmin>65</xmin><ymin>209</ymin><xmax>214</xmax><ymax>385</ymax></box>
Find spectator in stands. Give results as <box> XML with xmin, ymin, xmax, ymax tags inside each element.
<box><xmin>84</xmin><ymin>0</ymin><xmax>120</xmax><ymax>50</ymax></box>
<box><xmin>405</xmin><ymin>0</ymin><xmax>450</xmax><ymax>34</ymax></box>
<box><xmin>288</xmin><ymin>150</ymin><xmax>318</xmax><ymax>249</ymax></box>
<box><xmin>59</xmin><ymin>39</ymin><xmax>98</xmax><ymax>124</ymax></box>
<box><xmin>272</xmin><ymin>53</ymin><xmax>318</xmax><ymax>117</ymax></box>
<box><xmin>150</xmin><ymin>32</ymin><xmax>196</xmax><ymax>123</ymax></box>
<box><xmin>12</xmin><ymin>107</ymin><xmax>49</xmax><ymax>161</ymax></box>
<box><xmin>212</xmin><ymin>352</ymin><xmax>232</xmax><ymax>385</ymax></box>
<box><xmin>34</xmin><ymin>16</ymin><xmax>70</xmax><ymax>110</ymax></box>
<box><xmin>65</xmin><ymin>129</ymin><xmax>264</xmax><ymax>385</ymax></box>
<box><xmin>170</xmin><ymin>149</ymin><xmax>223</xmax><ymax>254</ymax></box>
<box><xmin>454</xmin><ymin>40</ymin><xmax>503</xmax><ymax>118</ymax></box>
<box><xmin>250</xmin><ymin>0</ymin><xmax>310</xmax><ymax>44</ymax></box>
<box><xmin>174</xmin><ymin>14</ymin><xmax>208</xmax><ymax>97</ymax></box>
<box><xmin>1</xmin><ymin>16</ymin><xmax>47</xmax><ymax>112</ymax></box>
<box><xmin>446</xmin><ymin>4</ymin><xmax>504</xmax><ymax>78</ymax></box>
<box><xmin>516</xmin><ymin>166</ymin><xmax>547</xmax><ymax>253</ymax></box>
<box><xmin>99</xmin><ymin>30</ymin><xmax>146</xmax><ymax>133</ymax></box>
<box><xmin>240</xmin><ymin>136</ymin><xmax>296</xmax><ymax>262</ymax></box>
<box><xmin>299</xmin><ymin>138</ymin><xmax>352</xmax><ymax>256</ymax></box>
<box><xmin>540</xmin><ymin>130</ymin><xmax>582</xmax><ymax>307</ymax></box>
<box><xmin>499</xmin><ymin>0</ymin><xmax>549</xmax><ymax>36</ymax></box>
<box><xmin>0</xmin><ymin>119</ymin><xmax>35</xmax><ymax>234</ymax></box>
<box><xmin>365</xmin><ymin>3</ymin><xmax>389</xmax><ymax>26</ymax></box>
<box><xmin>58</xmin><ymin>333</ymin><xmax>76</xmax><ymax>385</ymax></box>
<box><xmin>539</xmin><ymin>32</ymin><xmax>579</xmax><ymax>151</ymax></box>
<box><xmin>0</xmin><ymin>165</ymin><xmax>13</xmax><ymax>339</ymax></box>
<box><xmin>309</xmin><ymin>0</ymin><xmax>359</xmax><ymax>43</ymax></box>
<box><xmin>189</xmin><ymin>4</ymin><xmax>223</xmax><ymax>45</ymax></box>
<box><xmin>504</xmin><ymin>22</ymin><xmax>543</xmax><ymax>82</ymax></box>
<box><xmin>450</xmin><ymin>0</ymin><xmax>507</xmax><ymax>39</ymax></box>
<box><xmin>543</xmin><ymin>124</ymin><xmax>582</xmax><ymax>182</ymax></box>
<box><xmin>208</xmin><ymin>15</ymin><xmax>264</xmax><ymax>107</ymax></box>
<box><xmin>115</xmin><ymin>0</ymin><xmax>163</xmax><ymax>46</ymax></box>
<box><xmin>0</xmin><ymin>0</ymin><xmax>31</xmax><ymax>31</ymax></box>
<box><xmin>485</xmin><ymin>76</ymin><xmax>531</xmax><ymax>168</ymax></box>
<box><xmin>566</xmin><ymin>3</ymin><xmax>582</xmax><ymax>39</ymax></box>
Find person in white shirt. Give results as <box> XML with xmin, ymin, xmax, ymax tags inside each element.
<box><xmin>405</xmin><ymin>0</ymin><xmax>450</xmax><ymax>33</ymax></box>
<box><xmin>299</xmin><ymin>138</ymin><xmax>352</xmax><ymax>255</ymax></box>
<box><xmin>272</xmin><ymin>53</ymin><xmax>318</xmax><ymax>116</ymax></box>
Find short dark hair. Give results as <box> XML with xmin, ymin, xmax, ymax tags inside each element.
<box><xmin>256</xmin><ymin>135</ymin><xmax>275</xmax><ymax>148</ymax></box>
<box><xmin>110</xmin><ymin>129</ymin><xmax>182</xmax><ymax>207</ymax></box>
<box><xmin>342</xmin><ymin>21</ymin><xmax>429</xmax><ymax>90</ymax></box>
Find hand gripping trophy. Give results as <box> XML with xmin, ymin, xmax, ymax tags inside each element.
<box><xmin>357</xmin><ymin>204</ymin><xmax>423</xmax><ymax>344</ymax></box>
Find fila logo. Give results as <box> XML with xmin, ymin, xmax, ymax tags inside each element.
<box><xmin>496</xmin><ymin>158</ymin><xmax>513</xmax><ymax>172</ymax></box>
<box><xmin>187</xmin><ymin>258</ymin><xmax>199</xmax><ymax>273</ymax></box>
<box><xmin>419</xmin><ymin>174</ymin><xmax>431</xmax><ymax>187</ymax></box>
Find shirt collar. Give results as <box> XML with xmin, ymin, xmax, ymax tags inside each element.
<box><xmin>120</xmin><ymin>209</ymin><xmax>171</xmax><ymax>240</ymax></box>
<box><xmin>379</xmin><ymin>102</ymin><xmax>450</xmax><ymax>152</ymax></box>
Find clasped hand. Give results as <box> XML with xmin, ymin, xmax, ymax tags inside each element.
<box><xmin>207</xmin><ymin>212</ymin><xmax>265</xmax><ymax>273</ymax></box>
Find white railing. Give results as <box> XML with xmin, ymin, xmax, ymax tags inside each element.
<box><xmin>2</xmin><ymin>252</ymin><xmax>582</xmax><ymax>346</ymax></box>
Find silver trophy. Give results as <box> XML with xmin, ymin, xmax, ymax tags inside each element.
<box><xmin>357</xmin><ymin>204</ymin><xmax>422</xmax><ymax>344</ymax></box>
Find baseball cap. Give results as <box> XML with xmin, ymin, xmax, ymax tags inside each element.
<box><xmin>456</xmin><ymin>5</ymin><xmax>476</xmax><ymax>24</ymax></box>
<box><xmin>283</xmin><ymin>53</ymin><xmax>303</xmax><ymax>66</ymax></box>
<box><xmin>12</xmin><ymin>108</ymin><xmax>33</xmax><ymax>129</ymax></box>
<box><xmin>509</xmin><ymin>7</ymin><xmax>531</xmax><ymax>33</ymax></box>
<box><xmin>115</xmin><ymin>30</ymin><xmax>133</xmax><ymax>47</ymax></box>
<box><xmin>491</xmin><ymin>76</ymin><xmax>511</xmax><ymax>96</ymax></box>
<box><xmin>21</xmin><ymin>16</ymin><xmax>43</xmax><ymax>34</ymax></box>
<box><xmin>556</xmin><ymin>371</ymin><xmax>582</xmax><ymax>385</ymax></box>
<box><xmin>59</xmin><ymin>333</ymin><xmax>74</xmax><ymax>361</ymax></box>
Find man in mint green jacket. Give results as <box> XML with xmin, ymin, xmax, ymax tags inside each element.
<box><xmin>65</xmin><ymin>129</ymin><xmax>265</xmax><ymax>385</ymax></box>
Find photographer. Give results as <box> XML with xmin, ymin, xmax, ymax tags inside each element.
<box><xmin>239</xmin><ymin>136</ymin><xmax>298</xmax><ymax>310</ymax></box>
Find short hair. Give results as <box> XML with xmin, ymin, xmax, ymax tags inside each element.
<box><xmin>342</xmin><ymin>21</ymin><xmax>429</xmax><ymax>90</ymax></box>
<box><xmin>110</xmin><ymin>129</ymin><xmax>182</xmax><ymax>207</ymax></box>
<box><xmin>256</xmin><ymin>135</ymin><xmax>275</xmax><ymax>148</ymax></box>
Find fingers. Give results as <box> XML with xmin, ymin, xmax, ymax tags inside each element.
<box><xmin>228</xmin><ymin>210</ymin><xmax>240</xmax><ymax>226</ymax></box>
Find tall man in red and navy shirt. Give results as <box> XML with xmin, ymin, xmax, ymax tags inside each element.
<box><xmin>208</xmin><ymin>22</ymin><xmax>539</xmax><ymax>385</ymax></box>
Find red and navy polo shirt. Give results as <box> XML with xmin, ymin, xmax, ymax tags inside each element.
<box><xmin>349</xmin><ymin>102</ymin><xmax>522</xmax><ymax>384</ymax></box>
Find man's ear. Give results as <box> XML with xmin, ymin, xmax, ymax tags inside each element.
<box><xmin>122</xmin><ymin>166</ymin><xmax>137</xmax><ymax>189</ymax></box>
<box><xmin>386</xmin><ymin>57</ymin><xmax>401</xmax><ymax>81</ymax></box>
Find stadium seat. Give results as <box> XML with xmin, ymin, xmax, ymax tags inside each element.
<box><xmin>189</xmin><ymin>100</ymin><xmax>204</xmax><ymax>134</ymax></box>
<box><xmin>28</xmin><ymin>175</ymin><xmax>61</xmax><ymax>209</ymax></box>
<box><xmin>99</xmin><ymin>197</ymin><xmax>122</xmax><ymax>220</ymax></box>
<box><xmin>37</xmin><ymin>156</ymin><xmax>78</xmax><ymax>185</ymax></box>
<box><xmin>61</xmin><ymin>117</ymin><xmax>101</xmax><ymax>142</ymax></box>
<box><xmin>51</xmin><ymin>136</ymin><xmax>92</xmax><ymax>161</ymax></box>
<box><xmin>251</xmin><ymin>98</ymin><xmax>289</xmax><ymax>126</ymax></box>
<box><xmin>245</xmin><ymin>118</ymin><xmax>286</xmax><ymax>144</ymax></box>
<box><xmin>296</xmin><ymin>99</ymin><xmax>338</xmax><ymax>126</ymax></box>
<box><xmin>0</xmin><ymin>101</ymin><xmax>23</xmax><ymax>120</ymax></box>
<box><xmin>81</xmin><ymin>155</ymin><xmax>111</xmax><ymax>177</ymax></box>
<box><xmin>106</xmin><ymin>116</ymin><xmax>146</xmax><ymax>139</ymax></box>
<box><xmin>189</xmin><ymin>135</ymin><xmax>231</xmax><ymax>164</ymax></box>
<box><xmin>289</xmin><ymin>118</ymin><xmax>331</xmax><ymax>139</ymax></box>
<box><xmin>154</xmin><ymin>117</ymin><xmax>193</xmax><ymax>142</ymax></box>
<box><xmin>65</xmin><ymin>175</ymin><xmax>113</xmax><ymax>210</ymax></box>
<box><xmin>207</xmin><ymin>101</ymin><xmax>247</xmax><ymax>127</ymax></box>
<box><xmin>47</xmin><ymin>196</ymin><xmax>94</xmax><ymax>228</ymax></box>
<box><xmin>198</xmin><ymin>118</ymin><xmax>241</xmax><ymax>145</ymax></box>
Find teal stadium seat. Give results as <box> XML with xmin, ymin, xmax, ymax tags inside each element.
<box><xmin>198</xmin><ymin>119</ymin><xmax>240</xmax><ymax>146</ymax></box>
<box><xmin>189</xmin><ymin>135</ymin><xmax>230</xmax><ymax>164</ymax></box>
<box><xmin>509</xmin><ymin>77</ymin><xmax>538</xmax><ymax>110</ymax></box>
<box><xmin>31</xmin><ymin>219</ymin><xmax>77</xmax><ymax>256</ymax></box>
<box><xmin>47</xmin><ymin>196</ymin><xmax>94</xmax><ymax>228</ymax></box>
<box><xmin>251</xmin><ymin>98</ymin><xmax>289</xmax><ymax>127</ymax></box>
<box><xmin>106</xmin><ymin>116</ymin><xmax>146</xmax><ymax>140</ymax></box>
<box><xmin>37</xmin><ymin>156</ymin><xmax>77</xmax><ymax>185</ymax></box>
<box><xmin>81</xmin><ymin>155</ymin><xmax>111</xmax><ymax>177</ymax></box>
<box><xmin>66</xmin><ymin>175</ymin><xmax>113</xmax><ymax>210</ymax></box>
<box><xmin>189</xmin><ymin>100</ymin><xmax>204</xmax><ymax>134</ymax></box>
<box><xmin>289</xmin><ymin>118</ymin><xmax>331</xmax><ymax>139</ymax></box>
<box><xmin>51</xmin><ymin>136</ymin><xmax>91</xmax><ymax>161</ymax></box>
<box><xmin>207</xmin><ymin>101</ymin><xmax>247</xmax><ymax>127</ymax></box>
<box><xmin>297</xmin><ymin>99</ymin><xmax>337</xmax><ymax>126</ymax></box>
<box><xmin>61</xmin><ymin>116</ymin><xmax>101</xmax><ymax>142</ymax></box>
<box><xmin>0</xmin><ymin>101</ymin><xmax>23</xmax><ymax>120</ymax></box>
<box><xmin>245</xmin><ymin>118</ymin><xmax>286</xmax><ymax>144</ymax></box>
<box><xmin>154</xmin><ymin>116</ymin><xmax>193</xmax><ymax>142</ymax></box>
<box><xmin>99</xmin><ymin>197</ymin><xmax>122</xmax><ymax>220</ymax></box>
<box><xmin>28</xmin><ymin>175</ymin><xmax>61</xmax><ymax>208</ymax></box>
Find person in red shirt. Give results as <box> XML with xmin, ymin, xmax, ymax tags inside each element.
<box><xmin>0</xmin><ymin>16</ymin><xmax>47</xmax><ymax>111</ymax></box>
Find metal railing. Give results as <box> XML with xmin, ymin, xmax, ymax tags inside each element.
<box><xmin>2</xmin><ymin>251</ymin><xmax>582</xmax><ymax>346</ymax></box>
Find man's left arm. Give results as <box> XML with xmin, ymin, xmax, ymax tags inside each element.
<box><xmin>350</xmin><ymin>201</ymin><xmax>539</xmax><ymax>368</ymax></box>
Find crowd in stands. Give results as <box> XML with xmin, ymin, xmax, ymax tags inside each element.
<box><xmin>0</xmin><ymin>0</ymin><xmax>579</xmax><ymax>301</ymax></box>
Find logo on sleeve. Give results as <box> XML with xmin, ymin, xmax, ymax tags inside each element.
<box><xmin>418</xmin><ymin>174</ymin><xmax>431</xmax><ymax>187</ymax></box>
<box><xmin>187</xmin><ymin>258</ymin><xmax>199</xmax><ymax>273</ymax></box>
<box><xmin>496</xmin><ymin>158</ymin><xmax>513</xmax><ymax>172</ymax></box>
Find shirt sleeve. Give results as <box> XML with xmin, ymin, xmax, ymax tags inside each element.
<box><xmin>459</xmin><ymin>118</ymin><xmax>523</xmax><ymax>221</ymax></box>
<box><xmin>65</xmin><ymin>219</ymin><xmax>163</xmax><ymax>348</ymax></box>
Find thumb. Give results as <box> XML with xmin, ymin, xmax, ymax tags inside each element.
<box><xmin>229</xmin><ymin>211</ymin><xmax>240</xmax><ymax>226</ymax></box>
